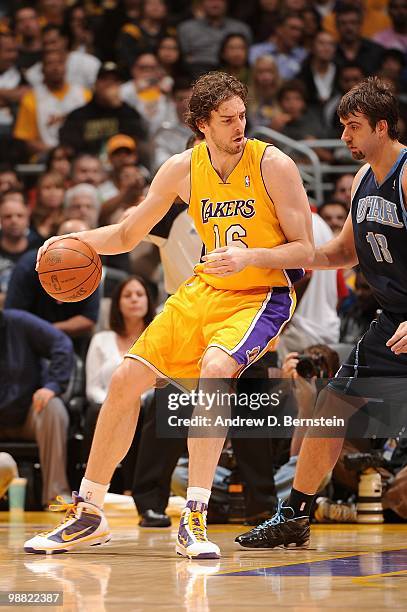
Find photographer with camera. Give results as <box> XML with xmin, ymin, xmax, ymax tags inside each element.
<box><xmin>272</xmin><ymin>345</ymin><xmax>339</xmax><ymax>501</ymax></box>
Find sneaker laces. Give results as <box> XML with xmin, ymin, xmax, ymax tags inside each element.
<box><xmin>253</xmin><ymin>499</ymin><xmax>295</xmax><ymax>531</ymax></box>
<box><xmin>189</xmin><ymin>511</ymin><xmax>207</xmax><ymax>542</ymax></box>
<box><xmin>38</xmin><ymin>496</ymin><xmax>79</xmax><ymax>537</ymax></box>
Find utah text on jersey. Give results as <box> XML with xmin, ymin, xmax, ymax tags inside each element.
<box><xmin>356</xmin><ymin>196</ymin><xmax>404</xmax><ymax>228</ymax></box>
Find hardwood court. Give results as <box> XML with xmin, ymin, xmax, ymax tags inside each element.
<box><xmin>1</xmin><ymin>511</ymin><xmax>407</xmax><ymax>611</ymax></box>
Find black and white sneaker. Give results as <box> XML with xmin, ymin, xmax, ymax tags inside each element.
<box><xmin>235</xmin><ymin>500</ymin><xmax>310</xmax><ymax>549</ymax></box>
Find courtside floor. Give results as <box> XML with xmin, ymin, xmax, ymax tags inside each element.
<box><xmin>1</xmin><ymin>512</ymin><xmax>407</xmax><ymax>611</ymax></box>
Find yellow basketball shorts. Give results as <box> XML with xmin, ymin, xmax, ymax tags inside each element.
<box><xmin>126</xmin><ymin>275</ymin><xmax>296</xmax><ymax>380</ymax></box>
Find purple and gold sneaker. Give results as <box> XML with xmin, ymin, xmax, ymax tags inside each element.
<box><xmin>176</xmin><ymin>500</ymin><xmax>220</xmax><ymax>559</ymax></box>
<box><xmin>24</xmin><ymin>492</ymin><xmax>111</xmax><ymax>554</ymax></box>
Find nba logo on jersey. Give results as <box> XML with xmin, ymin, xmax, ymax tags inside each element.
<box><xmin>245</xmin><ymin>175</ymin><xmax>250</xmax><ymax>188</ymax></box>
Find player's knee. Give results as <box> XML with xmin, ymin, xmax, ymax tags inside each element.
<box><xmin>200</xmin><ymin>359</ymin><xmax>235</xmax><ymax>379</ymax></box>
<box><xmin>110</xmin><ymin>358</ymin><xmax>154</xmax><ymax>397</ymax></box>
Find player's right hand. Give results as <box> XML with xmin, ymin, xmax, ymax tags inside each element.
<box><xmin>35</xmin><ymin>233</ymin><xmax>79</xmax><ymax>271</ymax></box>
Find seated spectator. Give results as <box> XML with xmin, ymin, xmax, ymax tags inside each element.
<box><xmin>177</xmin><ymin>0</ymin><xmax>251</xmax><ymax>78</ymax></box>
<box><xmin>30</xmin><ymin>171</ymin><xmax>65</xmax><ymax>240</ymax></box>
<box><xmin>274</xmin><ymin>80</ymin><xmax>332</xmax><ymax>162</ymax></box>
<box><xmin>94</xmin><ymin>0</ymin><xmax>143</xmax><ymax>63</ymax></box>
<box><xmin>59</xmin><ymin>62</ymin><xmax>148</xmax><ymax>160</ymax></box>
<box><xmin>298</xmin><ymin>30</ymin><xmax>337</xmax><ymax>107</ymax></box>
<box><xmin>63</xmin><ymin>183</ymin><xmax>100</xmax><ymax>229</ymax></box>
<box><xmin>25</xmin><ymin>24</ymin><xmax>101</xmax><ymax>90</ymax></box>
<box><xmin>100</xmin><ymin>163</ymin><xmax>145</xmax><ymax>226</ymax></box>
<box><xmin>46</xmin><ymin>144</ymin><xmax>74</xmax><ymax>186</ymax></box>
<box><xmin>5</xmin><ymin>222</ymin><xmax>100</xmax><ymax>354</ymax></box>
<box><xmin>156</xmin><ymin>35</ymin><xmax>186</xmax><ymax>81</ymax></box>
<box><xmin>323</xmin><ymin>0</ymin><xmax>391</xmax><ymax>40</ymax></box>
<box><xmin>0</xmin><ymin>32</ymin><xmax>29</xmax><ymax>136</ymax></box>
<box><xmin>117</xmin><ymin>0</ymin><xmax>176</xmax><ymax>75</ymax></box>
<box><xmin>14</xmin><ymin>49</ymin><xmax>90</xmax><ymax>158</ymax></box>
<box><xmin>278</xmin><ymin>213</ymin><xmax>340</xmax><ymax>359</ymax></box>
<box><xmin>273</xmin><ymin>344</ymin><xmax>340</xmax><ymax>500</ymax></box>
<box><xmin>249</xmin><ymin>13</ymin><xmax>307</xmax><ymax>80</ymax></box>
<box><xmin>0</xmin><ymin>193</ymin><xmax>43</xmax><ymax>306</ymax></box>
<box><xmin>323</xmin><ymin>63</ymin><xmax>365</xmax><ymax>138</ymax></box>
<box><xmin>152</xmin><ymin>76</ymin><xmax>192</xmax><ymax>172</ymax></box>
<box><xmin>37</xmin><ymin>0</ymin><xmax>65</xmax><ymax>26</ymax></box>
<box><xmin>247</xmin><ymin>55</ymin><xmax>283</xmax><ymax>131</ymax></box>
<box><xmin>373</xmin><ymin>0</ymin><xmax>407</xmax><ymax>54</ymax></box>
<box><xmin>340</xmin><ymin>269</ymin><xmax>380</xmax><ymax>344</ymax></box>
<box><xmin>378</xmin><ymin>49</ymin><xmax>407</xmax><ymax>96</ymax></box>
<box><xmin>14</xmin><ymin>5</ymin><xmax>43</xmax><ymax>71</ymax></box>
<box><xmin>120</xmin><ymin>52</ymin><xmax>177</xmax><ymax>136</ymax></box>
<box><xmin>0</xmin><ymin>309</ymin><xmax>73</xmax><ymax>507</ymax></box>
<box><xmin>245</xmin><ymin>0</ymin><xmax>281</xmax><ymax>44</ymax></box>
<box><xmin>0</xmin><ymin>453</ymin><xmax>18</xmax><ymax>501</ymax></box>
<box><xmin>62</xmin><ymin>3</ymin><xmax>97</xmax><ymax>55</ymax></box>
<box><xmin>0</xmin><ymin>166</ymin><xmax>22</xmax><ymax>195</ymax></box>
<box><xmin>332</xmin><ymin>172</ymin><xmax>354</xmax><ymax>209</ymax></box>
<box><xmin>98</xmin><ymin>134</ymin><xmax>140</xmax><ymax>206</ymax></box>
<box><xmin>334</xmin><ymin>4</ymin><xmax>384</xmax><ymax>75</ymax></box>
<box><xmin>84</xmin><ymin>276</ymin><xmax>156</xmax><ymax>459</ymax></box>
<box><xmin>71</xmin><ymin>153</ymin><xmax>105</xmax><ymax>188</ymax></box>
<box><xmin>219</xmin><ymin>33</ymin><xmax>250</xmax><ymax>85</ymax></box>
<box><xmin>318</xmin><ymin>200</ymin><xmax>348</xmax><ymax>235</ymax></box>
<box><xmin>301</xmin><ymin>6</ymin><xmax>322</xmax><ymax>51</ymax></box>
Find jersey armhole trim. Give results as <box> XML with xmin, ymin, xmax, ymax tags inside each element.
<box><xmin>350</xmin><ymin>165</ymin><xmax>370</xmax><ymax>211</ymax></box>
<box><xmin>398</xmin><ymin>156</ymin><xmax>407</xmax><ymax>230</ymax></box>
<box><xmin>259</xmin><ymin>144</ymin><xmax>275</xmax><ymax>208</ymax></box>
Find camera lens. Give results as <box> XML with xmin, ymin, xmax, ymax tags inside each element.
<box><xmin>296</xmin><ymin>355</ymin><xmax>316</xmax><ymax>379</ymax></box>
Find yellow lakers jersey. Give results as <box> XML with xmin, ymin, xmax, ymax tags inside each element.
<box><xmin>189</xmin><ymin>138</ymin><xmax>304</xmax><ymax>290</ymax></box>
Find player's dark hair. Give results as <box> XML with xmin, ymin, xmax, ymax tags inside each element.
<box><xmin>109</xmin><ymin>275</ymin><xmax>156</xmax><ymax>334</ymax></box>
<box><xmin>185</xmin><ymin>71</ymin><xmax>248</xmax><ymax>137</ymax></box>
<box><xmin>338</xmin><ymin>76</ymin><xmax>400</xmax><ymax>140</ymax></box>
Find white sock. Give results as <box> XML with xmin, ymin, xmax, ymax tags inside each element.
<box><xmin>187</xmin><ymin>486</ymin><xmax>211</xmax><ymax>505</ymax></box>
<box><xmin>79</xmin><ymin>478</ymin><xmax>109</xmax><ymax>509</ymax></box>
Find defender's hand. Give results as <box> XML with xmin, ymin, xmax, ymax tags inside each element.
<box><xmin>36</xmin><ymin>233</ymin><xmax>78</xmax><ymax>271</ymax></box>
<box><xmin>202</xmin><ymin>246</ymin><xmax>251</xmax><ymax>277</ymax></box>
<box><xmin>386</xmin><ymin>321</ymin><xmax>407</xmax><ymax>355</ymax></box>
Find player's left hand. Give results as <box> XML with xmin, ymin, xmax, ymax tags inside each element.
<box><xmin>202</xmin><ymin>246</ymin><xmax>251</xmax><ymax>276</ymax></box>
<box><xmin>386</xmin><ymin>321</ymin><xmax>407</xmax><ymax>354</ymax></box>
<box><xmin>32</xmin><ymin>387</ymin><xmax>55</xmax><ymax>413</ymax></box>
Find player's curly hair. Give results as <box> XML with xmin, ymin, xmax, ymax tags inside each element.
<box><xmin>185</xmin><ymin>71</ymin><xmax>248</xmax><ymax>137</ymax></box>
<box><xmin>337</xmin><ymin>76</ymin><xmax>399</xmax><ymax>140</ymax></box>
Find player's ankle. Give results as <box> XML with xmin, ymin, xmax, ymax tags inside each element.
<box><xmin>79</xmin><ymin>478</ymin><xmax>109</xmax><ymax>509</ymax></box>
<box><xmin>287</xmin><ymin>487</ymin><xmax>315</xmax><ymax>519</ymax></box>
<box><xmin>186</xmin><ymin>486</ymin><xmax>211</xmax><ymax>506</ymax></box>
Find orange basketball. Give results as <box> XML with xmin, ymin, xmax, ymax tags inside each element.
<box><xmin>37</xmin><ymin>237</ymin><xmax>102</xmax><ymax>302</ymax></box>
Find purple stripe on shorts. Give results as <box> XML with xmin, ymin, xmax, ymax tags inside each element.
<box><xmin>232</xmin><ymin>287</ymin><xmax>292</xmax><ymax>366</ymax></box>
<box><xmin>285</xmin><ymin>268</ymin><xmax>305</xmax><ymax>284</ymax></box>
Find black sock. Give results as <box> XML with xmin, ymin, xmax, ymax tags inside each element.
<box><xmin>287</xmin><ymin>488</ymin><xmax>315</xmax><ymax>518</ymax></box>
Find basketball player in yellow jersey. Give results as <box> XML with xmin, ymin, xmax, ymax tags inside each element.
<box><xmin>27</xmin><ymin>72</ymin><xmax>313</xmax><ymax>559</ymax></box>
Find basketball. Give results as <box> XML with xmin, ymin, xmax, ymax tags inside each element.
<box><xmin>37</xmin><ymin>237</ymin><xmax>102</xmax><ymax>302</ymax></box>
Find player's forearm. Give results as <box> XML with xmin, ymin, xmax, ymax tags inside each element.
<box><xmin>248</xmin><ymin>240</ymin><xmax>314</xmax><ymax>270</ymax></box>
<box><xmin>70</xmin><ymin>223</ymin><xmax>129</xmax><ymax>254</ymax></box>
<box><xmin>310</xmin><ymin>238</ymin><xmax>358</xmax><ymax>270</ymax></box>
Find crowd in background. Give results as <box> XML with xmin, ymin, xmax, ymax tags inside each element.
<box><xmin>1</xmin><ymin>0</ymin><xmax>407</xmax><ymax>523</ymax></box>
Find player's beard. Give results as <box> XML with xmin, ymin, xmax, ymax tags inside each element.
<box><xmin>350</xmin><ymin>149</ymin><xmax>365</xmax><ymax>161</ymax></box>
<box><xmin>211</xmin><ymin>130</ymin><xmax>244</xmax><ymax>155</ymax></box>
